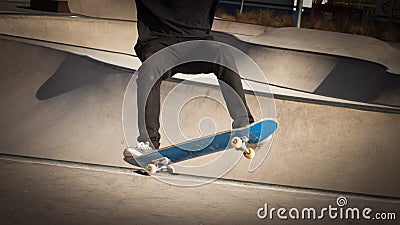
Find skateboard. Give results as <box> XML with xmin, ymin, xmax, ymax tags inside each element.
<box><xmin>123</xmin><ymin>119</ymin><xmax>278</xmax><ymax>175</ymax></box>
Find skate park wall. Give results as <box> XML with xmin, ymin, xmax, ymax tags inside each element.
<box><xmin>1</xmin><ymin>1</ymin><xmax>400</xmax><ymax>197</ymax></box>
<box><xmin>66</xmin><ymin>0</ymin><xmax>400</xmax><ymax>74</ymax></box>
<box><xmin>0</xmin><ymin>38</ymin><xmax>399</xmax><ymax>197</ymax></box>
<box><xmin>0</xmin><ymin>13</ymin><xmax>399</xmax><ymax>107</ymax></box>
<box><xmin>68</xmin><ymin>0</ymin><xmax>137</xmax><ymax>21</ymax></box>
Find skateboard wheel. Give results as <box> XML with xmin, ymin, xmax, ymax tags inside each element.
<box><xmin>231</xmin><ymin>137</ymin><xmax>242</xmax><ymax>149</ymax></box>
<box><xmin>145</xmin><ymin>164</ymin><xmax>157</xmax><ymax>175</ymax></box>
<box><xmin>244</xmin><ymin>147</ymin><xmax>255</xmax><ymax>159</ymax></box>
<box><xmin>167</xmin><ymin>165</ymin><xmax>175</xmax><ymax>174</ymax></box>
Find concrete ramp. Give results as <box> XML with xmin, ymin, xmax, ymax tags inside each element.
<box><xmin>1</xmin><ymin>38</ymin><xmax>400</xmax><ymax>198</ymax></box>
<box><xmin>68</xmin><ymin>0</ymin><xmax>137</xmax><ymax>20</ymax></box>
<box><xmin>1</xmin><ymin>158</ymin><xmax>399</xmax><ymax>225</ymax></box>
<box><xmin>1</xmin><ymin>3</ymin><xmax>400</xmax><ymax>224</ymax></box>
<box><xmin>0</xmin><ymin>39</ymin><xmax>130</xmax><ymax>165</ymax></box>
<box><xmin>1</xmin><ymin>13</ymin><xmax>399</xmax><ymax>107</ymax></box>
<box><xmin>65</xmin><ymin>0</ymin><xmax>400</xmax><ymax>75</ymax></box>
<box><xmin>248</xmin><ymin>27</ymin><xmax>400</xmax><ymax>74</ymax></box>
<box><xmin>213</xmin><ymin>31</ymin><xmax>400</xmax><ymax>107</ymax></box>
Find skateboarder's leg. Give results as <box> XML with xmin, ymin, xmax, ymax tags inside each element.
<box><xmin>136</xmin><ymin>75</ymin><xmax>162</xmax><ymax>149</ymax></box>
<box><xmin>135</xmin><ymin>39</ymin><xmax>176</xmax><ymax>149</ymax></box>
<box><xmin>194</xmin><ymin>42</ymin><xmax>254</xmax><ymax>128</ymax></box>
<box><xmin>213</xmin><ymin>64</ymin><xmax>254</xmax><ymax>128</ymax></box>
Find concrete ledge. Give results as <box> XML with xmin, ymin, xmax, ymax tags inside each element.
<box><xmin>248</xmin><ymin>27</ymin><xmax>400</xmax><ymax>75</ymax></box>
<box><xmin>65</xmin><ymin>0</ymin><xmax>400</xmax><ymax>75</ymax></box>
<box><xmin>0</xmin><ymin>14</ymin><xmax>137</xmax><ymax>54</ymax></box>
<box><xmin>68</xmin><ymin>0</ymin><xmax>135</xmax><ymax>20</ymax></box>
<box><xmin>1</xmin><ymin>14</ymin><xmax>398</xmax><ymax>107</ymax></box>
<box><xmin>0</xmin><ymin>159</ymin><xmax>398</xmax><ymax>225</ymax></box>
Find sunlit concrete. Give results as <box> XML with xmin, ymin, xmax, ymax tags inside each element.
<box><xmin>1</xmin><ymin>158</ymin><xmax>399</xmax><ymax>225</ymax></box>
<box><xmin>1</xmin><ymin>39</ymin><xmax>399</xmax><ymax>197</ymax></box>
<box><xmin>1</xmin><ymin>2</ymin><xmax>400</xmax><ymax>224</ymax></box>
<box><xmin>1</xmin><ymin>16</ymin><xmax>398</xmax><ymax>107</ymax></box>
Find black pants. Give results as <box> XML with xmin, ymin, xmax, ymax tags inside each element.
<box><xmin>135</xmin><ymin>37</ymin><xmax>254</xmax><ymax>149</ymax></box>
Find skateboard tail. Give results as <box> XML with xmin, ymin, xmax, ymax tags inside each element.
<box><xmin>247</xmin><ymin>119</ymin><xmax>278</xmax><ymax>143</ymax></box>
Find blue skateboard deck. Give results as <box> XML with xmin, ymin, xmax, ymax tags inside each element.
<box><xmin>124</xmin><ymin>119</ymin><xmax>277</xmax><ymax>174</ymax></box>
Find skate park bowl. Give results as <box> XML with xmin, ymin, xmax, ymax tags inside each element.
<box><xmin>1</xmin><ymin>33</ymin><xmax>400</xmax><ymax>195</ymax></box>
<box><xmin>0</xmin><ymin>0</ymin><xmax>399</xmax><ymax>214</ymax></box>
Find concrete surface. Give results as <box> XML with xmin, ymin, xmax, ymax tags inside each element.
<box><xmin>1</xmin><ymin>12</ymin><xmax>399</xmax><ymax>107</ymax></box>
<box><xmin>3</xmin><ymin>33</ymin><xmax>398</xmax><ymax>111</ymax></box>
<box><xmin>68</xmin><ymin>0</ymin><xmax>136</xmax><ymax>21</ymax></box>
<box><xmin>66</xmin><ymin>0</ymin><xmax>400</xmax><ymax>75</ymax></box>
<box><xmin>1</xmin><ymin>2</ymin><xmax>400</xmax><ymax>224</ymax></box>
<box><xmin>1</xmin><ymin>38</ymin><xmax>399</xmax><ymax>198</ymax></box>
<box><xmin>0</xmin><ymin>14</ymin><xmax>138</xmax><ymax>54</ymax></box>
<box><xmin>212</xmin><ymin>31</ymin><xmax>400</xmax><ymax>107</ymax></box>
<box><xmin>248</xmin><ymin>28</ymin><xmax>400</xmax><ymax>75</ymax></box>
<box><xmin>386</xmin><ymin>41</ymin><xmax>400</xmax><ymax>50</ymax></box>
<box><xmin>1</xmin><ymin>156</ymin><xmax>399</xmax><ymax>225</ymax></box>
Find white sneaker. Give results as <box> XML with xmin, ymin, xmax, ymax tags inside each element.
<box><xmin>123</xmin><ymin>141</ymin><xmax>155</xmax><ymax>157</ymax></box>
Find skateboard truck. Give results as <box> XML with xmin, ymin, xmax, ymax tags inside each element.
<box><xmin>145</xmin><ymin>136</ymin><xmax>255</xmax><ymax>175</ymax></box>
<box><xmin>145</xmin><ymin>157</ymin><xmax>175</xmax><ymax>175</ymax></box>
<box><xmin>230</xmin><ymin>136</ymin><xmax>255</xmax><ymax>159</ymax></box>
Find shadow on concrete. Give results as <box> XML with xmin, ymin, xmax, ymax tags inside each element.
<box><xmin>36</xmin><ymin>54</ymin><xmax>124</xmax><ymax>100</ymax></box>
<box><xmin>213</xmin><ymin>31</ymin><xmax>400</xmax><ymax>107</ymax></box>
<box><xmin>314</xmin><ymin>59</ymin><xmax>399</xmax><ymax>107</ymax></box>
